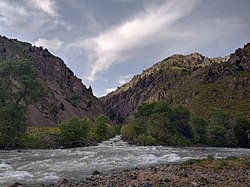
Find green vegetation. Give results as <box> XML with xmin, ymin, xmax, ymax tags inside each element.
<box><xmin>0</xmin><ymin>60</ymin><xmax>45</xmax><ymax>149</ymax></box>
<box><xmin>65</xmin><ymin>94</ymin><xmax>78</xmax><ymax>107</ymax></box>
<box><xmin>21</xmin><ymin>115</ymin><xmax>116</xmax><ymax>149</ymax></box>
<box><xmin>21</xmin><ymin>127</ymin><xmax>60</xmax><ymax>149</ymax></box>
<box><xmin>120</xmin><ymin>101</ymin><xmax>250</xmax><ymax>147</ymax></box>
<box><xmin>190</xmin><ymin>77</ymin><xmax>250</xmax><ymax>121</ymax></box>
<box><xmin>91</xmin><ymin>115</ymin><xmax>116</xmax><ymax>142</ymax></box>
<box><xmin>0</xmin><ymin>60</ymin><xmax>116</xmax><ymax>149</ymax></box>
<box><xmin>180</xmin><ymin>156</ymin><xmax>250</xmax><ymax>172</ymax></box>
<box><xmin>59</xmin><ymin>117</ymin><xmax>90</xmax><ymax>147</ymax></box>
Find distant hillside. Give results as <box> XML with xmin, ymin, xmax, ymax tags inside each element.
<box><xmin>0</xmin><ymin>35</ymin><xmax>104</xmax><ymax>126</ymax></box>
<box><xmin>102</xmin><ymin>43</ymin><xmax>250</xmax><ymax>123</ymax></box>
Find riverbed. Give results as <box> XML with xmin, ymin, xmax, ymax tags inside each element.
<box><xmin>0</xmin><ymin>136</ymin><xmax>249</xmax><ymax>186</ymax></box>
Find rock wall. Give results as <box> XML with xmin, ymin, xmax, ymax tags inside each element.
<box><xmin>0</xmin><ymin>35</ymin><xmax>104</xmax><ymax>126</ymax></box>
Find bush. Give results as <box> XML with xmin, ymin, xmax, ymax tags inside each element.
<box><xmin>207</xmin><ymin>125</ymin><xmax>237</xmax><ymax>147</ymax></box>
<box><xmin>191</xmin><ymin>116</ymin><xmax>207</xmax><ymax>144</ymax></box>
<box><xmin>59</xmin><ymin>116</ymin><xmax>90</xmax><ymax>147</ymax></box>
<box><xmin>0</xmin><ymin>104</ymin><xmax>27</xmax><ymax>148</ymax></box>
<box><xmin>166</xmin><ymin>134</ymin><xmax>191</xmax><ymax>146</ymax></box>
<box><xmin>21</xmin><ymin>127</ymin><xmax>60</xmax><ymax>149</ymax></box>
<box><xmin>133</xmin><ymin>134</ymin><xmax>156</xmax><ymax>146</ymax></box>
<box><xmin>92</xmin><ymin>115</ymin><xmax>109</xmax><ymax>141</ymax></box>
<box><xmin>234</xmin><ymin>118</ymin><xmax>250</xmax><ymax>148</ymax></box>
<box><xmin>120</xmin><ymin>123</ymin><xmax>138</xmax><ymax>142</ymax></box>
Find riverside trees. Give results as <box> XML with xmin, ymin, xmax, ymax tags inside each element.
<box><xmin>0</xmin><ymin>60</ymin><xmax>45</xmax><ymax>148</ymax></box>
<box><xmin>120</xmin><ymin>101</ymin><xmax>250</xmax><ymax>147</ymax></box>
<box><xmin>58</xmin><ymin>115</ymin><xmax>115</xmax><ymax>148</ymax></box>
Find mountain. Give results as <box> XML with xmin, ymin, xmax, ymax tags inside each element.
<box><xmin>0</xmin><ymin>35</ymin><xmax>104</xmax><ymax>126</ymax></box>
<box><xmin>102</xmin><ymin>43</ymin><xmax>250</xmax><ymax>123</ymax></box>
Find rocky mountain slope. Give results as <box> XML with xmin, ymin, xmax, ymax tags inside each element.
<box><xmin>0</xmin><ymin>35</ymin><xmax>104</xmax><ymax>126</ymax></box>
<box><xmin>103</xmin><ymin>43</ymin><xmax>250</xmax><ymax>123</ymax></box>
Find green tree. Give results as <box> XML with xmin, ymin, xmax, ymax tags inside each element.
<box><xmin>207</xmin><ymin>112</ymin><xmax>236</xmax><ymax>147</ymax></box>
<box><xmin>146</xmin><ymin>114</ymin><xmax>172</xmax><ymax>143</ymax></box>
<box><xmin>133</xmin><ymin>134</ymin><xmax>156</xmax><ymax>146</ymax></box>
<box><xmin>0</xmin><ymin>60</ymin><xmax>45</xmax><ymax>107</ymax></box>
<box><xmin>234</xmin><ymin>118</ymin><xmax>250</xmax><ymax>148</ymax></box>
<box><xmin>0</xmin><ymin>104</ymin><xmax>26</xmax><ymax>148</ymax></box>
<box><xmin>152</xmin><ymin>101</ymin><xmax>170</xmax><ymax>114</ymax></box>
<box><xmin>120</xmin><ymin>123</ymin><xmax>138</xmax><ymax>143</ymax></box>
<box><xmin>59</xmin><ymin>116</ymin><xmax>90</xmax><ymax>147</ymax></box>
<box><xmin>93</xmin><ymin>115</ymin><xmax>109</xmax><ymax>141</ymax></box>
<box><xmin>191</xmin><ymin>116</ymin><xmax>207</xmax><ymax>144</ymax></box>
<box><xmin>169</xmin><ymin>106</ymin><xmax>192</xmax><ymax>139</ymax></box>
<box><xmin>0</xmin><ymin>60</ymin><xmax>45</xmax><ymax>148</ymax></box>
<box><xmin>134</xmin><ymin>103</ymin><xmax>155</xmax><ymax>119</ymax></box>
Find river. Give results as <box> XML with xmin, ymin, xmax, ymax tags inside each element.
<box><xmin>0</xmin><ymin>136</ymin><xmax>249</xmax><ymax>186</ymax></box>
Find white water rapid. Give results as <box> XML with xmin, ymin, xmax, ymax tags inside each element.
<box><xmin>0</xmin><ymin>136</ymin><xmax>249</xmax><ymax>186</ymax></box>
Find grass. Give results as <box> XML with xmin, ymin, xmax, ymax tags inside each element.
<box><xmin>190</xmin><ymin>76</ymin><xmax>250</xmax><ymax>120</ymax></box>
<box><xmin>169</xmin><ymin>66</ymin><xmax>188</xmax><ymax>71</ymax></box>
<box><xmin>22</xmin><ymin>127</ymin><xmax>60</xmax><ymax>149</ymax></box>
<box><xmin>180</xmin><ymin>156</ymin><xmax>249</xmax><ymax>172</ymax></box>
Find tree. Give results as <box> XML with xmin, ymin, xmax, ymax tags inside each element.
<box><xmin>59</xmin><ymin>116</ymin><xmax>90</xmax><ymax>147</ymax></box>
<box><xmin>0</xmin><ymin>60</ymin><xmax>45</xmax><ymax>148</ymax></box>
<box><xmin>120</xmin><ymin>123</ymin><xmax>138</xmax><ymax>143</ymax></box>
<box><xmin>0</xmin><ymin>104</ymin><xmax>26</xmax><ymax>148</ymax></box>
<box><xmin>152</xmin><ymin>101</ymin><xmax>170</xmax><ymax>114</ymax></box>
<box><xmin>0</xmin><ymin>60</ymin><xmax>45</xmax><ymax>107</ymax></box>
<box><xmin>169</xmin><ymin>106</ymin><xmax>192</xmax><ymax>139</ymax></box>
<box><xmin>93</xmin><ymin>115</ymin><xmax>109</xmax><ymax>141</ymax></box>
<box><xmin>234</xmin><ymin>118</ymin><xmax>250</xmax><ymax>148</ymax></box>
<box><xmin>146</xmin><ymin>114</ymin><xmax>172</xmax><ymax>143</ymax></box>
<box><xmin>207</xmin><ymin>112</ymin><xmax>237</xmax><ymax>147</ymax></box>
<box><xmin>134</xmin><ymin>103</ymin><xmax>155</xmax><ymax>119</ymax></box>
<box><xmin>191</xmin><ymin>116</ymin><xmax>207</xmax><ymax>144</ymax></box>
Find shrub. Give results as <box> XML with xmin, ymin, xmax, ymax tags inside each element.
<box><xmin>166</xmin><ymin>134</ymin><xmax>191</xmax><ymax>146</ymax></box>
<box><xmin>92</xmin><ymin>115</ymin><xmax>109</xmax><ymax>141</ymax></box>
<box><xmin>133</xmin><ymin>134</ymin><xmax>156</xmax><ymax>146</ymax></box>
<box><xmin>121</xmin><ymin>124</ymin><xmax>136</xmax><ymax>141</ymax></box>
<box><xmin>59</xmin><ymin>116</ymin><xmax>90</xmax><ymax>147</ymax></box>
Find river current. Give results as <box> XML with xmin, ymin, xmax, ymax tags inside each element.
<box><xmin>0</xmin><ymin>136</ymin><xmax>249</xmax><ymax>186</ymax></box>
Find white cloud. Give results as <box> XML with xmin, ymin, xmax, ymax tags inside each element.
<box><xmin>106</xmin><ymin>87</ymin><xmax>116</xmax><ymax>94</ymax></box>
<box><xmin>70</xmin><ymin>0</ymin><xmax>200</xmax><ymax>81</ymax></box>
<box><xmin>34</xmin><ymin>38</ymin><xmax>63</xmax><ymax>51</ymax></box>
<box><xmin>0</xmin><ymin>2</ymin><xmax>28</xmax><ymax>17</ymax></box>
<box><xmin>117</xmin><ymin>74</ymin><xmax>133</xmax><ymax>85</ymax></box>
<box><xmin>30</xmin><ymin>0</ymin><xmax>57</xmax><ymax>16</ymax></box>
<box><xmin>0</xmin><ymin>1</ymin><xmax>28</xmax><ymax>27</ymax></box>
<box><xmin>0</xmin><ymin>0</ymin><xmax>61</xmax><ymax>33</ymax></box>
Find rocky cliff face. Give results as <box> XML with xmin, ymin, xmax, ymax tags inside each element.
<box><xmin>102</xmin><ymin>44</ymin><xmax>250</xmax><ymax>123</ymax></box>
<box><xmin>0</xmin><ymin>36</ymin><xmax>104</xmax><ymax>126</ymax></box>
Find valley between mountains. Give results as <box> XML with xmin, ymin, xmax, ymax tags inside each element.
<box><xmin>0</xmin><ymin>35</ymin><xmax>249</xmax><ymax>149</ymax></box>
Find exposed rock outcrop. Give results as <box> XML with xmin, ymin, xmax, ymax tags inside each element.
<box><xmin>102</xmin><ymin>44</ymin><xmax>250</xmax><ymax>122</ymax></box>
<box><xmin>0</xmin><ymin>35</ymin><xmax>104</xmax><ymax>126</ymax></box>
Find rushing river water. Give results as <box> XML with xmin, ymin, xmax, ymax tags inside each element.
<box><xmin>0</xmin><ymin>136</ymin><xmax>249</xmax><ymax>186</ymax></box>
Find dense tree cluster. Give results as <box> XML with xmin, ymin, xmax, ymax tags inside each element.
<box><xmin>121</xmin><ymin>101</ymin><xmax>250</xmax><ymax>148</ymax></box>
<box><xmin>58</xmin><ymin>115</ymin><xmax>116</xmax><ymax>148</ymax></box>
<box><xmin>0</xmin><ymin>60</ymin><xmax>45</xmax><ymax>148</ymax></box>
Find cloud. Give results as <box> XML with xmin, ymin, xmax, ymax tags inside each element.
<box><xmin>30</xmin><ymin>0</ymin><xmax>57</xmax><ymax>16</ymax></box>
<box><xmin>0</xmin><ymin>0</ymin><xmax>61</xmax><ymax>34</ymax></box>
<box><xmin>0</xmin><ymin>1</ymin><xmax>28</xmax><ymax>27</ymax></box>
<box><xmin>117</xmin><ymin>74</ymin><xmax>133</xmax><ymax>85</ymax></box>
<box><xmin>70</xmin><ymin>0</ymin><xmax>200</xmax><ymax>81</ymax></box>
<box><xmin>106</xmin><ymin>87</ymin><xmax>116</xmax><ymax>94</ymax></box>
<box><xmin>34</xmin><ymin>38</ymin><xmax>63</xmax><ymax>51</ymax></box>
<box><xmin>0</xmin><ymin>1</ymin><xmax>28</xmax><ymax>17</ymax></box>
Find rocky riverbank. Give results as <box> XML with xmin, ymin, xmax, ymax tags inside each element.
<box><xmin>48</xmin><ymin>157</ymin><xmax>250</xmax><ymax>187</ymax></box>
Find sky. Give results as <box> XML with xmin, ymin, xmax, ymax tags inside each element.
<box><xmin>0</xmin><ymin>0</ymin><xmax>249</xmax><ymax>97</ymax></box>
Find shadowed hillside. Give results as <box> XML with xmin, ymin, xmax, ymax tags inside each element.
<box><xmin>102</xmin><ymin>43</ymin><xmax>250</xmax><ymax>123</ymax></box>
<box><xmin>0</xmin><ymin>36</ymin><xmax>104</xmax><ymax>126</ymax></box>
